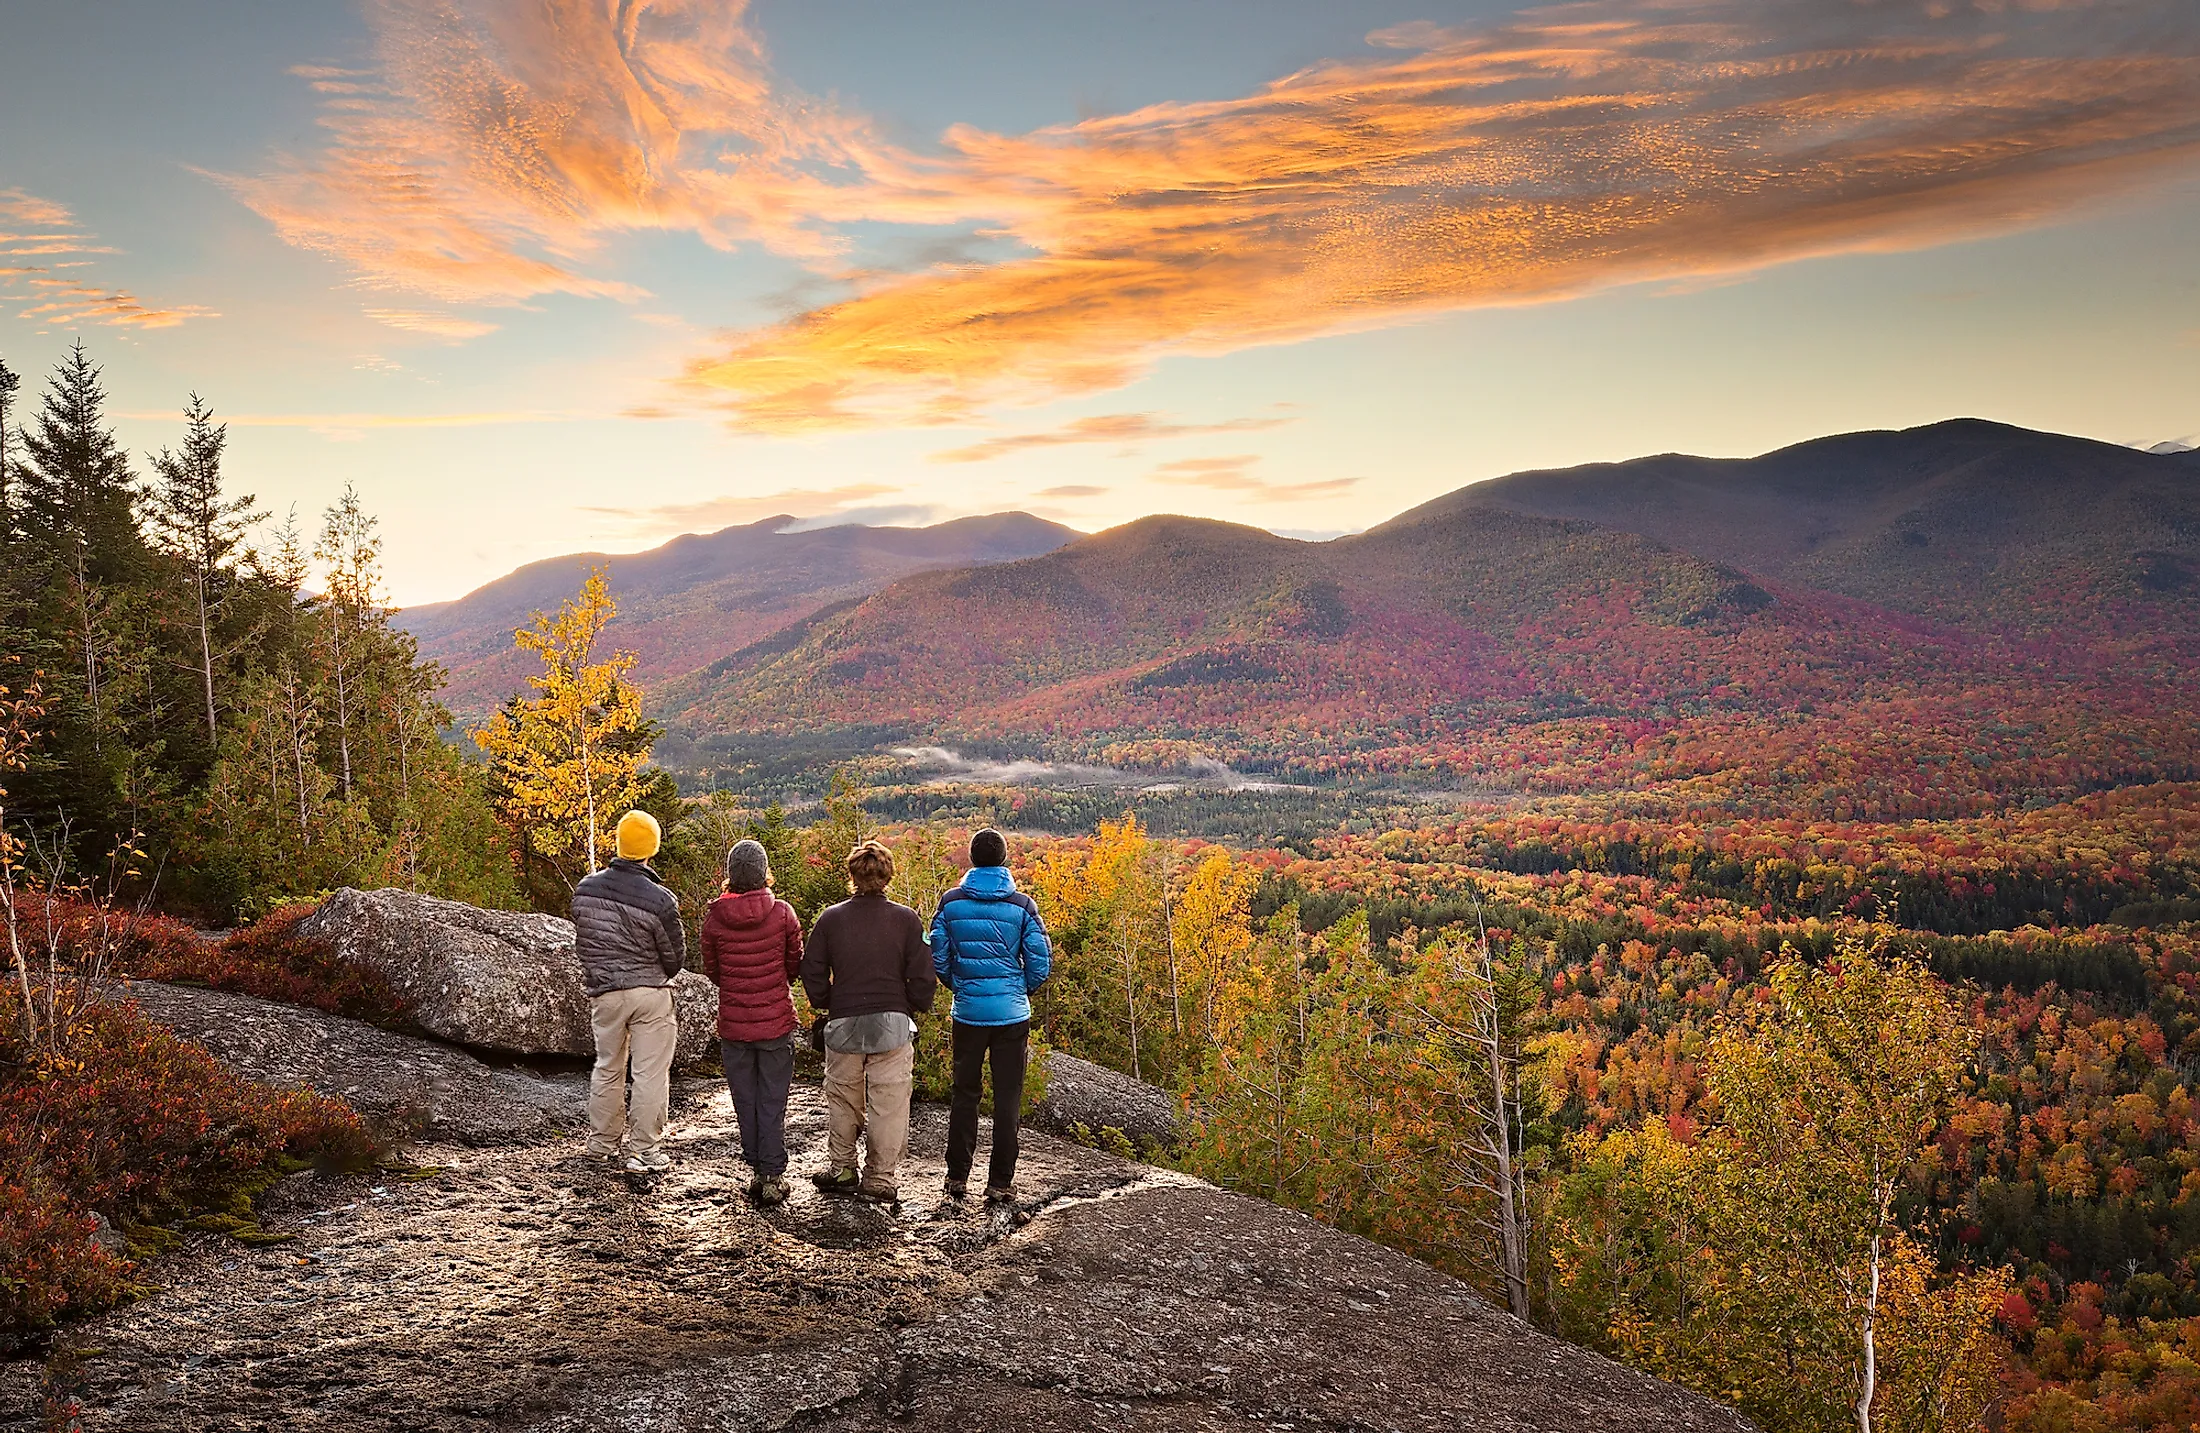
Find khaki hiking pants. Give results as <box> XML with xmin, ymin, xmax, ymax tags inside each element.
<box><xmin>588</xmin><ymin>985</ymin><xmax>678</xmax><ymax>1157</ymax></box>
<box><xmin>823</xmin><ymin>1042</ymin><xmax>915</xmax><ymax>1196</ymax></box>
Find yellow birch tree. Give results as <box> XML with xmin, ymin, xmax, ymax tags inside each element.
<box><xmin>473</xmin><ymin>568</ymin><xmax>651</xmax><ymax>896</ymax></box>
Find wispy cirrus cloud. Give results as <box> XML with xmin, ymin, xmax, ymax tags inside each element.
<box><xmin>685</xmin><ymin>0</ymin><xmax>2200</xmax><ymax>430</ymax></box>
<box><xmin>929</xmin><ymin>411</ymin><xmax>1296</xmax><ymax>464</ymax></box>
<box><xmin>233</xmin><ymin>0</ymin><xmax>2200</xmax><ymax>431</ymax></box>
<box><xmin>0</xmin><ymin>191</ymin><xmax>74</xmax><ymax>228</ymax></box>
<box><xmin>0</xmin><ymin>189</ymin><xmax>216</xmax><ymax>329</ymax></box>
<box><xmin>120</xmin><ymin>407</ymin><xmax>589</xmax><ymax>440</ymax></box>
<box><xmin>216</xmin><ymin>0</ymin><xmax>886</xmax><ymax>306</ymax></box>
<box><xmin>581</xmin><ymin>482</ymin><xmax>907</xmax><ymax>536</ymax></box>
<box><xmin>365</xmin><ymin>308</ymin><xmax>501</xmax><ymax>340</ymax></box>
<box><xmin>1153</xmin><ymin>455</ymin><xmax>1361</xmax><ymax>501</ymax></box>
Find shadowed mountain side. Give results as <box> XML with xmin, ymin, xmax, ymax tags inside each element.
<box><xmin>399</xmin><ymin>513</ymin><xmax>1079</xmax><ymax>712</ymax></box>
<box><xmin>658</xmin><ymin>426</ymin><xmax>2200</xmax><ymax>809</ymax></box>
<box><xmin>1390</xmin><ymin>419</ymin><xmax>2200</xmax><ymax>633</ymax></box>
<box><xmin>660</xmin><ymin>507</ymin><xmax>1943</xmax><ymax>754</ymax></box>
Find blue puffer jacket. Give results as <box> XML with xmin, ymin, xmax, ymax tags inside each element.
<box><xmin>930</xmin><ymin>866</ymin><xmax>1052</xmax><ymax>1027</ymax></box>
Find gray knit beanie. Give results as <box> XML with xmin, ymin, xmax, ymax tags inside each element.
<box><xmin>726</xmin><ymin>839</ymin><xmax>771</xmax><ymax>893</ymax></box>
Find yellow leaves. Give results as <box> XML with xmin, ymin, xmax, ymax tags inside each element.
<box><xmin>473</xmin><ymin>567</ymin><xmax>651</xmax><ymax>870</ymax></box>
<box><xmin>1554</xmin><ymin>941</ymin><xmax>2007</xmax><ymax>1432</ymax></box>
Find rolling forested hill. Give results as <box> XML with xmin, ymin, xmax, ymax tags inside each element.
<box><xmin>659</xmin><ymin>422</ymin><xmax>2199</xmax><ymax>815</ymax></box>
<box><xmin>400</xmin><ymin>512</ymin><xmax>1078</xmax><ymax>712</ymax></box>
<box><xmin>1406</xmin><ymin>418</ymin><xmax>2200</xmax><ymax>635</ymax></box>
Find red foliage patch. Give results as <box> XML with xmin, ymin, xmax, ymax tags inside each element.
<box><xmin>7</xmin><ymin>892</ymin><xmax>201</xmax><ymax>975</ymax></box>
<box><xmin>0</xmin><ymin>988</ymin><xmax>380</xmax><ymax>1339</ymax></box>
<box><xmin>19</xmin><ymin>896</ymin><xmax>413</xmax><ymax>1027</ymax></box>
<box><xmin>148</xmin><ymin>905</ymin><xmax>407</xmax><ymax>1026</ymax></box>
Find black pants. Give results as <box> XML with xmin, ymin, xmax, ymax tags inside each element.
<box><xmin>947</xmin><ymin>1019</ymin><xmax>1029</xmax><ymax>1189</ymax></box>
<box><xmin>720</xmin><ymin>1034</ymin><xmax>795</xmax><ymax>1176</ymax></box>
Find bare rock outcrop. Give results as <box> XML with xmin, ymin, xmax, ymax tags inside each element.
<box><xmin>300</xmin><ymin>887</ymin><xmax>718</xmax><ymax>1062</ymax></box>
<box><xmin>16</xmin><ymin>985</ymin><xmax>1754</xmax><ymax>1433</ymax></box>
<box><xmin>1029</xmin><ymin>1050</ymin><xmax>1181</xmax><ymax>1151</ymax></box>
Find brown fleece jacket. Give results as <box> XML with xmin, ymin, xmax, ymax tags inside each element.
<box><xmin>800</xmin><ymin>894</ymin><xmax>936</xmax><ymax>1021</ymax></box>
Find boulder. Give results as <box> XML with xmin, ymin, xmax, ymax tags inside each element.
<box><xmin>299</xmin><ymin>888</ymin><xmax>718</xmax><ymax>1062</ymax></box>
<box><xmin>1029</xmin><ymin>1050</ymin><xmax>1181</xmax><ymax>1150</ymax></box>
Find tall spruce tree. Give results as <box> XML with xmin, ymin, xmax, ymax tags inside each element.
<box><xmin>10</xmin><ymin>344</ymin><xmax>154</xmax><ymax>841</ymax></box>
<box><xmin>147</xmin><ymin>395</ymin><xmax>259</xmax><ymax>746</ymax></box>
<box><xmin>19</xmin><ymin>344</ymin><xmax>145</xmax><ymax>587</ymax></box>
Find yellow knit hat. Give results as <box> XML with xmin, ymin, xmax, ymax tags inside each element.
<box><xmin>615</xmin><ymin>810</ymin><xmax>661</xmax><ymax>861</ymax></box>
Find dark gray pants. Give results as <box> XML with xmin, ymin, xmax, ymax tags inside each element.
<box><xmin>947</xmin><ymin>1019</ymin><xmax>1029</xmax><ymax>1190</ymax></box>
<box><xmin>720</xmin><ymin>1034</ymin><xmax>795</xmax><ymax>1175</ymax></box>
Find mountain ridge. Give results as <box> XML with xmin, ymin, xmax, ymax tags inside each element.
<box><xmin>658</xmin><ymin>420</ymin><xmax>2200</xmax><ymax>814</ymax></box>
<box><xmin>401</xmin><ymin>511</ymin><xmax>1079</xmax><ymax>711</ymax></box>
<box><xmin>1393</xmin><ymin>418</ymin><xmax>2199</xmax><ymax>629</ymax></box>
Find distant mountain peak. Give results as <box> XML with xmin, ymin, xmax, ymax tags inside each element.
<box><xmin>402</xmin><ymin>510</ymin><xmax>1080</xmax><ymax>711</ymax></box>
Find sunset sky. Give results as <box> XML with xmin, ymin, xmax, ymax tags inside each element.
<box><xmin>4</xmin><ymin>0</ymin><xmax>2198</xmax><ymax>606</ymax></box>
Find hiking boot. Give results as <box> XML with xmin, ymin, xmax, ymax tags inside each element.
<box><xmin>744</xmin><ymin>1173</ymin><xmax>766</xmax><ymax>1203</ymax></box>
<box><xmin>585</xmin><ymin>1143</ymin><xmax>625</xmax><ymax>1167</ymax></box>
<box><xmin>811</xmin><ymin>1167</ymin><xmax>861</xmax><ymax>1196</ymax></box>
<box><xmin>757</xmin><ymin>1175</ymin><xmax>790</xmax><ymax>1208</ymax></box>
<box><xmin>942</xmin><ymin>1176</ymin><xmax>968</xmax><ymax>1200</ymax></box>
<box><xmin>983</xmin><ymin>1183</ymin><xmax>1017</xmax><ymax>1206</ymax></box>
<box><xmin>624</xmin><ymin>1150</ymin><xmax>673</xmax><ymax>1174</ymax></box>
<box><xmin>855</xmin><ymin>1183</ymin><xmax>902</xmax><ymax>1207</ymax></box>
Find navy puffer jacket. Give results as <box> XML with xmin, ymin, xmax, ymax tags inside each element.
<box><xmin>930</xmin><ymin>866</ymin><xmax>1052</xmax><ymax>1027</ymax></box>
<box><xmin>571</xmin><ymin>858</ymin><xmax>685</xmax><ymax>997</ymax></box>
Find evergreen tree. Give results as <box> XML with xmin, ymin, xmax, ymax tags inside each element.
<box><xmin>146</xmin><ymin>395</ymin><xmax>258</xmax><ymax>748</ymax></box>
<box><xmin>18</xmin><ymin>344</ymin><xmax>145</xmax><ymax>587</ymax></box>
<box><xmin>7</xmin><ymin>344</ymin><xmax>157</xmax><ymax>845</ymax></box>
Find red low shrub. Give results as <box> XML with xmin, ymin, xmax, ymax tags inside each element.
<box><xmin>8</xmin><ymin>892</ymin><xmax>202</xmax><ymax>976</ymax></box>
<box><xmin>0</xmin><ymin>1177</ymin><xmax>126</xmax><ymax>1335</ymax></box>
<box><xmin>0</xmin><ymin>987</ymin><xmax>380</xmax><ymax>1341</ymax></box>
<box><xmin>72</xmin><ymin>899</ymin><xmax>409</xmax><ymax>1027</ymax></box>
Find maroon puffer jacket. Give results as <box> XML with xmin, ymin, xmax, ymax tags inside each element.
<box><xmin>700</xmin><ymin>890</ymin><xmax>804</xmax><ymax>1042</ymax></box>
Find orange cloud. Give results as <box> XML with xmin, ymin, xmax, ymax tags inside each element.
<box><xmin>930</xmin><ymin>410</ymin><xmax>1295</xmax><ymax>463</ymax></box>
<box><xmin>226</xmin><ymin>0</ymin><xmax>2200</xmax><ymax>429</ymax></box>
<box><xmin>685</xmin><ymin>0</ymin><xmax>2200</xmax><ymax>428</ymax></box>
<box><xmin>0</xmin><ymin>190</ymin><xmax>216</xmax><ymax>329</ymax></box>
<box><xmin>117</xmin><ymin>408</ymin><xmax>590</xmax><ymax>440</ymax></box>
<box><xmin>17</xmin><ymin>278</ymin><xmax>216</xmax><ymax>329</ymax></box>
<box><xmin>0</xmin><ymin>190</ymin><xmax>75</xmax><ymax>227</ymax></box>
<box><xmin>365</xmin><ymin>308</ymin><xmax>502</xmax><ymax>340</ymax></box>
<box><xmin>218</xmin><ymin>0</ymin><xmax>885</xmax><ymax>305</ymax></box>
<box><xmin>1152</xmin><ymin>455</ymin><xmax>1361</xmax><ymax>501</ymax></box>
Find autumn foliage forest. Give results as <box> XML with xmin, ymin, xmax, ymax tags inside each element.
<box><xmin>3</xmin><ymin>342</ymin><xmax>2199</xmax><ymax>1432</ymax></box>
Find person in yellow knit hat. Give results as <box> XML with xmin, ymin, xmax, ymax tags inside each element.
<box><xmin>571</xmin><ymin>810</ymin><xmax>687</xmax><ymax>1173</ymax></box>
